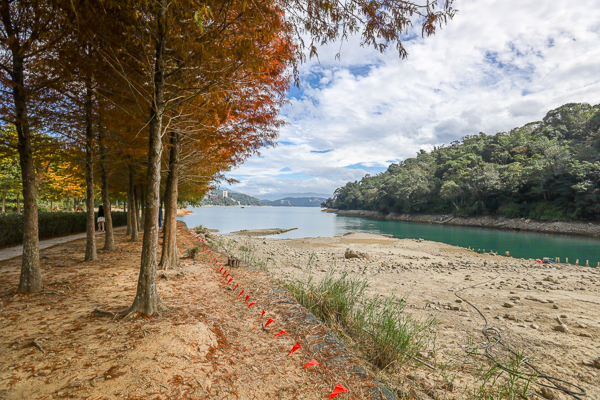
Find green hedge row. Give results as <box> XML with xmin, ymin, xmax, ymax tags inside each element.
<box><xmin>0</xmin><ymin>211</ymin><xmax>127</xmax><ymax>247</ymax></box>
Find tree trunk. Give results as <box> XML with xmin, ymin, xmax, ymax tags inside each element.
<box><xmin>50</xmin><ymin>200</ymin><xmax>53</xmax><ymax>212</ymax></box>
<box><xmin>129</xmin><ymin>166</ymin><xmax>139</xmax><ymax>241</ymax></box>
<box><xmin>1</xmin><ymin>185</ymin><xmax>6</xmax><ymax>213</ymax></box>
<box><xmin>98</xmin><ymin>126</ymin><xmax>115</xmax><ymax>250</ymax></box>
<box><xmin>135</xmin><ymin>185</ymin><xmax>141</xmax><ymax>231</ymax></box>
<box><xmin>0</xmin><ymin>14</ymin><xmax>43</xmax><ymax>291</ymax></box>
<box><xmin>140</xmin><ymin>189</ymin><xmax>145</xmax><ymax>231</ymax></box>
<box><xmin>84</xmin><ymin>85</ymin><xmax>97</xmax><ymax>262</ymax></box>
<box><xmin>16</xmin><ymin>193</ymin><xmax>20</xmax><ymax>213</ymax></box>
<box><xmin>159</xmin><ymin>131</ymin><xmax>180</xmax><ymax>270</ymax></box>
<box><xmin>127</xmin><ymin>0</ymin><xmax>167</xmax><ymax>316</ymax></box>
<box><xmin>126</xmin><ymin>187</ymin><xmax>131</xmax><ymax>235</ymax></box>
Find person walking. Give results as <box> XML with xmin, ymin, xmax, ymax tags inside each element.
<box><xmin>158</xmin><ymin>206</ymin><xmax>163</xmax><ymax>230</ymax></box>
<box><xmin>98</xmin><ymin>205</ymin><xmax>105</xmax><ymax>232</ymax></box>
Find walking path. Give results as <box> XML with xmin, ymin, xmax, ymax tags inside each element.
<box><xmin>0</xmin><ymin>227</ymin><xmax>127</xmax><ymax>262</ymax></box>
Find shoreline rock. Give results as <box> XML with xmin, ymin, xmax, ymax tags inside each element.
<box><xmin>325</xmin><ymin>209</ymin><xmax>600</xmax><ymax>237</ymax></box>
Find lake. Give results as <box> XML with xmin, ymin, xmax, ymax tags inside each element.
<box><xmin>178</xmin><ymin>206</ymin><xmax>600</xmax><ymax>267</ymax></box>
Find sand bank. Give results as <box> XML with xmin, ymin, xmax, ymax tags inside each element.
<box><xmin>230</xmin><ymin>228</ymin><xmax>298</xmax><ymax>236</ymax></box>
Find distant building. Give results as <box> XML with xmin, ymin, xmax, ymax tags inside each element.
<box><xmin>223</xmin><ymin>190</ymin><xmax>228</xmax><ymax>198</ymax></box>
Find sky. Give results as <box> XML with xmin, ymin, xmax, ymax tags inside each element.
<box><xmin>224</xmin><ymin>0</ymin><xmax>600</xmax><ymax>200</ymax></box>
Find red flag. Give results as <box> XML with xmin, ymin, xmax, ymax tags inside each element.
<box><xmin>286</xmin><ymin>342</ymin><xmax>301</xmax><ymax>356</ymax></box>
<box><xmin>219</xmin><ymin>267</ymin><xmax>223</xmax><ymax>272</ymax></box>
<box><xmin>234</xmin><ymin>284</ymin><xmax>239</xmax><ymax>291</ymax></box>
<box><xmin>265</xmin><ymin>318</ymin><xmax>274</xmax><ymax>327</ymax></box>
<box><xmin>248</xmin><ymin>302</ymin><xmax>257</xmax><ymax>308</ymax></box>
<box><xmin>238</xmin><ymin>290</ymin><xmax>244</xmax><ymax>298</ymax></box>
<box><xmin>273</xmin><ymin>330</ymin><xmax>286</xmax><ymax>337</ymax></box>
<box><xmin>245</xmin><ymin>295</ymin><xmax>250</xmax><ymax>303</ymax></box>
<box><xmin>228</xmin><ymin>278</ymin><xmax>233</xmax><ymax>284</ymax></box>
<box><xmin>303</xmin><ymin>359</ymin><xmax>320</xmax><ymax>369</ymax></box>
<box><xmin>225</xmin><ymin>274</ymin><xmax>230</xmax><ymax>279</ymax></box>
<box><xmin>222</xmin><ymin>270</ymin><xmax>227</xmax><ymax>276</ymax></box>
<box><xmin>328</xmin><ymin>384</ymin><xmax>348</xmax><ymax>399</ymax></box>
<box><xmin>261</xmin><ymin>309</ymin><xmax>265</xmax><ymax>317</ymax></box>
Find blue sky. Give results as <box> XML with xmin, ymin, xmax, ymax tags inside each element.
<box><xmin>224</xmin><ymin>0</ymin><xmax>600</xmax><ymax>199</ymax></box>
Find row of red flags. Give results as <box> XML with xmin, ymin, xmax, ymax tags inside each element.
<box><xmin>187</xmin><ymin>231</ymin><xmax>349</xmax><ymax>399</ymax></box>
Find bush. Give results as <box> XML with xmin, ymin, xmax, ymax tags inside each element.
<box><xmin>497</xmin><ymin>202</ymin><xmax>523</xmax><ymax>218</ymax></box>
<box><xmin>528</xmin><ymin>201</ymin><xmax>570</xmax><ymax>220</ymax></box>
<box><xmin>0</xmin><ymin>211</ymin><xmax>127</xmax><ymax>247</ymax></box>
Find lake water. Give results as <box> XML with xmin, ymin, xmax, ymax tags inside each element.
<box><xmin>178</xmin><ymin>206</ymin><xmax>600</xmax><ymax>267</ymax></box>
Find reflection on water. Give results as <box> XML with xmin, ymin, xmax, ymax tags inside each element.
<box><xmin>178</xmin><ymin>207</ymin><xmax>600</xmax><ymax>267</ymax></box>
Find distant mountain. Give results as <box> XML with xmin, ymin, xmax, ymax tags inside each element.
<box><xmin>262</xmin><ymin>197</ymin><xmax>327</xmax><ymax>207</ymax></box>
<box><xmin>202</xmin><ymin>190</ymin><xmax>265</xmax><ymax>206</ymax></box>
<box><xmin>259</xmin><ymin>192</ymin><xmax>331</xmax><ymax>201</ymax></box>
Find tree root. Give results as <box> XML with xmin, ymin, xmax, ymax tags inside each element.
<box><xmin>30</xmin><ymin>338</ymin><xmax>45</xmax><ymax>355</ymax></box>
<box><xmin>119</xmin><ymin>308</ymin><xmax>139</xmax><ymax>320</ymax></box>
<box><xmin>118</xmin><ymin>298</ymin><xmax>169</xmax><ymax>319</ymax></box>
<box><xmin>92</xmin><ymin>308</ymin><xmax>115</xmax><ymax>318</ymax></box>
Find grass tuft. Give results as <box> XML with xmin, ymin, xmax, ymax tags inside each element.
<box><xmin>469</xmin><ymin>348</ymin><xmax>536</xmax><ymax>400</ymax></box>
<box><xmin>184</xmin><ymin>244</ymin><xmax>201</xmax><ymax>259</ymax></box>
<box><xmin>285</xmin><ymin>269</ymin><xmax>436</xmax><ymax>371</ymax></box>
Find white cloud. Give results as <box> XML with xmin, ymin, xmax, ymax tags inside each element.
<box><xmin>226</xmin><ymin>0</ymin><xmax>600</xmax><ymax>198</ymax></box>
<box><xmin>509</xmin><ymin>100</ymin><xmax>543</xmax><ymax>117</ymax></box>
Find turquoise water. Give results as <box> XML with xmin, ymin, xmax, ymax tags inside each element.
<box><xmin>178</xmin><ymin>207</ymin><xmax>600</xmax><ymax>266</ymax></box>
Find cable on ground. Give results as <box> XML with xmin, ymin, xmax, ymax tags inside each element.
<box><xmin>454</xmin><ymin>271</ymin><xmax>586</xmax><ymax>399</ymax></box>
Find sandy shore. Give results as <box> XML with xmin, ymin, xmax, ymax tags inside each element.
<box><xmin>176</xmin><ymin>208</ymin><xmax>193</xmax><ymax>216</ymax></box>
<box><xmin>212</xmin><ymin>232</ymin><xmax>600</xmax><ymax>399</ymax></box>
<box><xmin>231</xmin><ymin>228</ymin><xmax>298</xmax><ymax>236</ymax></box>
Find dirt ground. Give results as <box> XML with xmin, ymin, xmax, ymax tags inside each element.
<box><xmin>0</xmin><ymin>228</ymin><xmax>369</xmax><ymax>400</ymax></box>
<box><xmin>216</xmin><ymin>232</ymin><xmax>600</xmax><ymax>400</ymax></box>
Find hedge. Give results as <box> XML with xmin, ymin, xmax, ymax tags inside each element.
<box><xmin>0</xmin><ymin>211</ymin><xmax>127</xmax><ymax>247</ymax></box>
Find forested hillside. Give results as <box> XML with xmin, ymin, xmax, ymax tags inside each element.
<box><xmin>262</xmin><ymin>197</ymin><xmax>326</xmax><ymax>207</ymax></box>
<box><xmin>201</xmin><ymin>191</ymin><xmax>265</xmax><ymax>206</ymax></box>
<box><xmin>324</xmin><ymin>103</ymin><xmax>600</xmax><ymax>221</ymax></box>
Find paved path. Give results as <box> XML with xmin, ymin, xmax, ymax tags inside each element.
<box><xmin>0</xmin><ymin>227</ymin><xmax>127</xmax><ymax>262</ymax></box>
